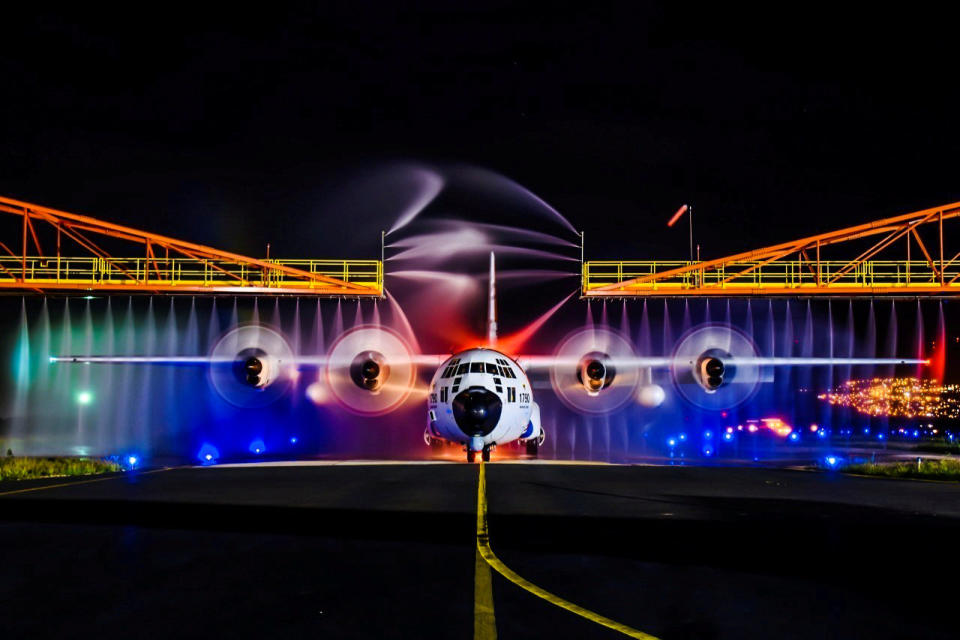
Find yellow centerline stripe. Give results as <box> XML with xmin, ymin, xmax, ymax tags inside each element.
<box><xmin>476</xmin><ymin>461</ymin><xmax>660</xmax><ymax>640</ymax></box>
<box><xmin>474</xmin><ymin>544</ymin><xmax>498</xmax><ymax>639</ymax></box>
<box><xmin>0</xmin><ymin>467</ymin><xmax>171</xmax><ymax>497</ymax></box>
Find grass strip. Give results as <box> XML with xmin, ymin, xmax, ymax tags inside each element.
<box><xmin>0</xmin><ymin>456</ymin><xmax>122</xmax><ymax>482</ymax></box>
<box><xmin>845</xmin><ymin>458</ymin><xmax>960</xmax><ymax>481</ymax></box>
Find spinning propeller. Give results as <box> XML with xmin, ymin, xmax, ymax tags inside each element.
<box><xmin>208</xmin><ymin>324</ymin><xmax>295</xmax><ymax>407</ymax></box>
<box><xmin>324</xmin><ymin>325</ymin><xmax>419</xmax><ymax>416</ymax></box>
<box><xmin>671</xmin><ymin>324</ymin><xmax>764</xmax><ymax>410</ymax></box>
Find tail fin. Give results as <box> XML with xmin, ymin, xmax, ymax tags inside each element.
<box><xmin>487</xmin><ymin>252</ymin><xmax>497</xmax><ymax>346</ymax></box>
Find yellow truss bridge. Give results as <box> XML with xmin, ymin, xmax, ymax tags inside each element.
<box><xmin>0</xmin><ymin>195</ymin><xmax>383</xmax><ymax>297</ymax></box>
<box><xmin>584</xmin><ymin>201</ymin><xmax>960</xmax><ymax>297</ymax></box>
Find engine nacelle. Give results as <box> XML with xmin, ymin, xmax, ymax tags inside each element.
<box><xmin>236</xmin><ymin>349</ymin><xmax>282</xmax><ymax>389</ymax></box>
<box><xmin>576</xmin><ymin>352</ymin><xmax>616</xmax><ymax>396</ymax></box>
<box><xmin>349</xmin><ymin>350</ymin><xmax>389</xmax><ymax>393</ymax></box>
<box><xmin>695</xmin><ymin>355</ymin><xmax>726</xmax><ymax>393</ymax></box>
<box><xmin>691</xmin><ymin>348</ymin><xmax>732</xmax><ymax>393</ymax></box>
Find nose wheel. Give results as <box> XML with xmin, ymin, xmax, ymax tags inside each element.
<box><xmin>466</xmin><ymin>447</ymin><xmax>492</xmax><ymax>463</ymax></box>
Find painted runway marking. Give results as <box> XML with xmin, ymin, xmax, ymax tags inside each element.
<box><xmin>474</xmin><ymin>544</ymin><xmax>498</xmax><ymax>639</ymax></box>
<box><xmin>476</xmin><ymin>461</ymin><xmax>660</xmax><ymax>639</ymax></box>
<box><xmin>0</xmin><ymin>468</ymin><xmax>170</xmax><ymax>497</ymax></box>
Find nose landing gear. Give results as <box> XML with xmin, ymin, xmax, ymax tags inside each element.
<box><xmin>466</xmin><ymin>446</ymin><xmax>492</xmax><ymax>463</ymax></box>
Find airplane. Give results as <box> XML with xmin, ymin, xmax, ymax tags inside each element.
<box><xmin>52</xmin><ymin>253</ymin><xmax>927</xmax><ymax>463</ymax></box>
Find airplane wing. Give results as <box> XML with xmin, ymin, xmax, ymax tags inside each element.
<box><xmin>516</xmin><ymin>355</ymin><xmax>930</xmax><ymax>371</ymax></box>
<box><xmin>703</xmin><ymin>357</ymin><xmax>926</xmax><ymax>367</ymax></box>
<box><xmin>516</xmin><ymin>354</ymin><xmax>924</xmax><ymax>371</ymax></box>
<box><xmin>50</xmin><ymin>354</ymin><xmax>452</xmax><ymax>367</ymax></box>
<box><xmin>49</xmin><ymin>356</ymin><xmax>228</xmax><ymax>364</ymax></box>
<box><xmin>516</xmin><ymin>355</ymin><xmax>674</xmax><ymax>370</ymax></box>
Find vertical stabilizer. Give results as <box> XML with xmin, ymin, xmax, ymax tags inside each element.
<box><xmin>487</xmin><ymin>252</ymin><xmax>497</xmax><ymax>346</ymax></box>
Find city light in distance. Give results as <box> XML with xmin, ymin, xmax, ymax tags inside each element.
<box><xmin>821</xmin><ymin>377</ymin><xmax>960</xmax><ymax>419</ymax></box>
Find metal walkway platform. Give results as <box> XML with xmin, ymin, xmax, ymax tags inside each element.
<box><xmin>0</xmin><ymin>195</ymin><xmax>382</xmax><ymax>297</ymax></box>
<box><xmin>584</xmin><ymin>201</ymin><xmax>960</xmax><ymax>297</ymax></box>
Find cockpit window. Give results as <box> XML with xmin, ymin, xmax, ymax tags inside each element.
<box><xmin>470</xmin><ymin>362</ymin><xmax>485</xmax><ymax>373</ymax></box>
<box><xmin>485</xmin><ymin>363</ymin><xmax>499</xmax><ymax>374</ymax></box>
<box><xmin>456</xmin><ymin>364</ymin><xmax>469</xmax><ymax>376</ymax></box>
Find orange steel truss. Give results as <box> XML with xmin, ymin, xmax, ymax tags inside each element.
<box><xmin>0</xmin><ymin>195</ymin><xmax>382</xmax><ymax>296</ymax></box>
<box><xmin>584</xmin><ymin>201</ymin><xmax>960</xmax><ymax>297</ymax></box>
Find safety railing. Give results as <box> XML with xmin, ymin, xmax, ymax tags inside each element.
<box><xmin>583</xmin><ymin>260</ymin><xmax>960</xmax><ymax>296</ymax></box>
<box><xmin>0</xmin><ymin>256</ymin><xmax>383</xmax><ymax>295</ymax></box>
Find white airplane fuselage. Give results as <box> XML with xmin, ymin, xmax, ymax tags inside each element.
<box><xmin>426</xmin><ymin>347</ymin><xmax>541</xmax><ymax>453</ymax></box>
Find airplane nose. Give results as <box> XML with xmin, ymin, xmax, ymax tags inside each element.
<box><xmin>452</xmin><ymin>387</ymin><xmax>502</xmax><ymax>437</ymax></box>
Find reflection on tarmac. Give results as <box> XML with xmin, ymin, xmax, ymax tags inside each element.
<box><xmin>2</xmin><ymin>461</ymin><xmax>959</xmax><ymax>638</ymax></box>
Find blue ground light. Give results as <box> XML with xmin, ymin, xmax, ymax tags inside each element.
<box><xmin>197</xmin><ymin>443</ymin><xmax>220</xmax><ymax>465</ymax></box>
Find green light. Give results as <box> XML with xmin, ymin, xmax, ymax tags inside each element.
<box><xmin>76</xmin><ymin>390</ymin><xmax>93</xmax><ymax>405</ymax></box>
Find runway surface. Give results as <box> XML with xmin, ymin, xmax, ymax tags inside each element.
<box><xmin>2</xmin><ymin>461</ymin><xmax>959</xmax><ymax>639</ymax></box>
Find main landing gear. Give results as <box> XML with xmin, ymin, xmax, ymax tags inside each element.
<box><xmin>524</xmin><ymin>429</ymin><xmax>546</xmax><ymax>458</ymax></box>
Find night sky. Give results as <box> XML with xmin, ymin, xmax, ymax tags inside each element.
<box><xmin>2</xmin><ymin>4</ymin><xmax>958</xmax><ymax>262</ymax></box>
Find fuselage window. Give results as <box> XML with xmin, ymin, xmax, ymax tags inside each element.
<box><xmin>485</xmin><ymin>363</ymin><xmax>499</xmax><ymax>375</ymax></box>
<box><xmin>503</xmin><ymin>366</ymin><xmax>516</xmax><ymax>379</ymax></box>
<box><xmin>470</xmin><ymin>362</ymin><xmax>485</xmax><ymax>373</ymax></box>
<box><xmin>457</xmin><ymin>364</ymin><xmax>469</xmax><ymax>376</ymax></box>
<box><xmin>440</xmin><ymin>387</ymin><xmax>448</xmax><ymax>403</ymax></box>
<box><xmin>507</xmin><ymin>387</ymin><xmax>516</xmax><ymax>403</ymax></box>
